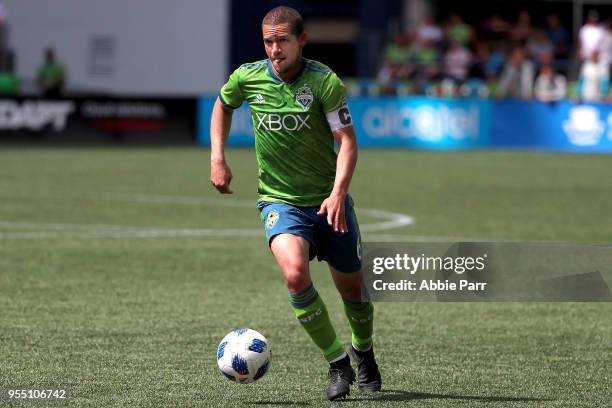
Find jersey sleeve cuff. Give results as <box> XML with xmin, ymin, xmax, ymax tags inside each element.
<box><xmin>218</xmin><ymin>93</ymin><xmax>240</xmax><ymax>110</ymax></box>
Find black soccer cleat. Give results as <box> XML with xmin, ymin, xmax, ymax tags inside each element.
<box><xmin>351</xmin><ymin>346</ymin><xmax>382</xmax><ymax>392</ymax></box>
<box><xmin>326</xmin><ymin>355</ymin><xmax>355</xmax><ymax>401</ymax></box>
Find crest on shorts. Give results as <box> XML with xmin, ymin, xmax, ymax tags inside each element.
<box><xmin>266</xmin><ymin>210</ymin><xmax>280</xmax><ymax>229</ymax></box>
<box><xmin>295</xmin><ymin>85</ymin><xmax>313</xmax><ymax>110</ymax></box>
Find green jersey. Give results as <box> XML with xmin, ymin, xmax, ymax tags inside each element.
<box><xmin>0</xmin><ymin>73</ymin><xmax>19</xmax><ymax>95</ymax></box>
<box><xmin>37</xmin><ymin>62</ymin><xmax>66</xmax><ymax>88</ymax></box>
<box><xmin>219</xmin><ymin>58</ymin><xmax>351</xmax><ymax>207</ymax></box>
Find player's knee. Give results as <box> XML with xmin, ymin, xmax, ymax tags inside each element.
<box><xmin>338</xmin><ymin>285</ymin><xmax>362</xmax><ymax>302</ymax></box>
<box><xmin>281</xmin><ymin>262</ymin><xmax>310</xmax><ymax>292</ymax></box>
<box><xmin>335</xmin><ymin>274</ymin><xmax>363</xmax><ymax>301</ymax></box>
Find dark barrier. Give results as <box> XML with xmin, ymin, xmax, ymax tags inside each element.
<box><xmin>0</xmin><ymin>97</ymin><xmax>197</xmax><ymax>145</ymax></box>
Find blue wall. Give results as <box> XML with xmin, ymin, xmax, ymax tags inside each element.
<box><xmin>198</xmin><ymin>97</ymin><xmax>612</xmax><ymax>153</ymax></box>
<box><xmin>490</xmin><ymin>100</ymin><xmax>612</xmax><ymax>152</ymax></box>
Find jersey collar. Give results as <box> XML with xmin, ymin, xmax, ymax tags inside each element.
<box><xmin>267</xmin><ymin>58</ymin><xmax>306</xmax><ymax>84</ymax></box>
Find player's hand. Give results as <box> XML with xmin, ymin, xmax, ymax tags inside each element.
<box><xmin>317</xmin><ymin>193</ymin><xmax>348</xmax><ymax>233</ymax></box>
<box><xmin>210</xmin><ymin>160</ymin><xmax>234</xmax><ymax>194</ymax></box>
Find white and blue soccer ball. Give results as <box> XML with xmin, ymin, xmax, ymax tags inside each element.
<box><xmin>217</xmin><ymin>328</ymin><xmax>271</xmax><ymax>384</ymax></box>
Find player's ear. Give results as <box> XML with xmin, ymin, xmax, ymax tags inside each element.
<box><xmin>298</xmin><ymin>31</ymin><xmax>307</xmax><ymax>47</ymax></box>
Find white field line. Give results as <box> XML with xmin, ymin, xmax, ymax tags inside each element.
<box><xmin>0</xmin><ymin>221</ymin><xmax>143</xmax><ymax>231</ymax></box>
<box><xmin>0</xmin><ymin>193</ymin><xmax>415</xmax><ymax>240</ymax></box>
<box><xmin>359</xmin><ymin>209</ymin><xmax>414</xmax><ymax>232</ymax></box>
<box><xmin>96</xmin><ymin>193</ymin><xmax>415</xmax><ymax>231</ymax></box>
<box><xmin>96</xmin><ymin>192</ymin><xmax>256</xmax><ymax>208</ymax></box>
<box><xmin>0</xmin><ymin>230</ymin><xmax>491</xmax><ymax>242</ymax></box>
<box><xmin>0</xmin><ymin>228</ymin><xmax>263</xmax><ymax>240</ymax></box>
<box><xmin>0</xmin><ymin>230</ymin><xmax>506</xmax><ymax>242</ymax></box>
<box><xmin>365</xmin><ymin>234</ymin><xmax>494</xmax><ymax>242</ymax></box>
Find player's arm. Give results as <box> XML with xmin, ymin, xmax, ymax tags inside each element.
<box><xmin>210</xmin><ymin>68</ymin><xmax>244</xmax><ymax>194</ymax></box>
<box><xmin>317</xmin><ymin>101</ymin><xmax>357</xmax><ymax>234</ymax></box>
<box><xmin>331</xmin><ymin>125</ymin><xmax>358</xmax><ymax>198</ymax></box>
<box><xmin>210</xmin><ymin>97</ymin><xmax>234</xmax><ymax>194</ymax></box>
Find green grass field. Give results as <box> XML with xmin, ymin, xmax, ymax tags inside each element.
<box><xmin>0</xmin><ymin>148</ymin><xmax>611</xmax><ymax>407</ymax></box>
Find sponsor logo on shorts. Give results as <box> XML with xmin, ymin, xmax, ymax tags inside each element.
<box><xmin>266</xmin><ymin>210</ymin><xmax>279</xmax><ymax>229</ymax></box>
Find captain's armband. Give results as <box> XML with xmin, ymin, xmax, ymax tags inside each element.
<box><xmin>325</xmin><ymin>100</ymin><xmax>352</xmax><ymax>131</ymax></box>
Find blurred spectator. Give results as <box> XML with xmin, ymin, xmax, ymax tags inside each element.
<box><xmin>376</xmin><ymin>33</ymin><xmax>414</xmax><ymax>94</ymax></box>
<box><xmin>415</xmin><ymin>14</ymin><xmax>443</xmax><ymax>44</ymax></box>
<box><xmin>527</xmin><ymin>29</ymin><xmax>554</xmax><ymax>66</ymax></box>
<box><xmin>487</xmin><ymin>43</ymin><xmax>508</xmax><ymax>78</ymax></box>
<box><xmin>576</xmin><ymin>50</ymin><xmax>609</xmax><ymax>101</ymax></box>
<box><xmin>413</xmin><ymin>38</ymin><xmax>441</xmax><ymax>82</ymax></box>
<box><xmin>375</xmin><ymin>65</ymin><xmax>395</xmax><ymax>94</ymax></box>
<box><xmin>37</xmin><ymin>47</ymin><xmax>67</xmax><ymax>97</ymax></box>
<box><xmin>497</xmin><ymin>47</ymin><xmax>535</xmax><ymax>99</ymax></box>
<box><xmin>534</xmin><ymin>58</ymin><xmax>567</xmax><ymax>101</ymax></box>
<box><xmin>0</xmin><ymin>49</ymin><xmax>18</xmax><ymax>96</ymax></box>
<box><xmin>469</xmin><ymin>41</ymin><xmax>505</xmax><ymax>81</ymax></box>
<box><xmin>509</xmin><ymin>11</ymin><xmax>533</xmax><ymax>44</ymax></box>
<box><xmin>372</xmin><ymin>9</ymin><xmax>610</xmax><ymax>99</ymax></box>
<box><xmin>0</xmin><ymin>1</ymin><xmax>8</xmax><ymax>71</ymax></box>
<box><xmin>383</xmin><ymin>33</ymin><xmax>412</xmax><ymax>66</ymax></box>
<box><xmin>0</xmin><ymin>72</ymin><xmax>17</xmax><ymax>95</ymax></box>
<box><xmin>578</xmin><ymin>10</ymin><xmax>605</xmax><ymax>61</ymax></box>
<box><xmin>380</xmin><ymin>33</ymin><xmax>413</xmax><ymax>79</ymax></box>
<box><xmin>443</xmin><ymin>39</ymin><xmax>472</xmax><ymax>82</ymax></box>
<box><xmin>546</xmin><ymin>14</ymin><xmax>570</xmax><ymax>60</ymax></box>
<box><xmin>600</xmin><ymin>19</ymin><xmax>612</xmax><ymax>76</ymax></box>
<box><xmin>445</xmin><ymin>13</ymin><xmax>473</xmax><ymax>46</ymax></box>
<box><xmin>481</xmin><ymin>15</ymin><xmax>510</xmax><ymax>41</ymax></box>
<box><xmin>469</xmin><ymin>42</ymin><xmax>490</xmax><ymax>80</ymax></box>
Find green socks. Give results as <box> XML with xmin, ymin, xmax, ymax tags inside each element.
<box><xmin>343</xmin><ymin>298</ymin><xmax>374</xmax><ymax>351</ymax></box>
<box><xmin>289</xmin><ymin>284</ymin><xmax>345</xmax><ymax>362</ymax></box>
<box><xmin>289</xmin><ymin>285</ymin><xmax>375</xmax><ymax>360</ymax></box>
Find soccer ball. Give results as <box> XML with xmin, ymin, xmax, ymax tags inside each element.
<box><xmin>217</xmin><ymin>328</ymin><xmax>271</xmax><ymax>384</ymax></box>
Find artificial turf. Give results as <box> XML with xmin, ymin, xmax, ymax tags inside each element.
<box><xmin>0</xmin><ymin>148</ymin><xmax>610</xmax><ymax>407</ymax></box>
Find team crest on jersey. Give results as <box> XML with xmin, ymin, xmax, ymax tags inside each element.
<box><xmin>266</xmin><ymin>210</ymin><xmax>280</xmax><ymax>229</ymax></box>
<box><xmin>295</xmin><ymin>85</ymin><xmax>313</xmax><ymax>110</ymax></box>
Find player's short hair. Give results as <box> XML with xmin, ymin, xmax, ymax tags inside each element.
<box><xmin>262</xmin><ymin>6</ymin><xmax>304</xmax><ymax>37</ymax></box>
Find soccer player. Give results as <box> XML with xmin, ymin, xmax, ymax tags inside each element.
<box><xmin>210</xmin><ymin>6</ymin><xmax>381</xmax><ymax>400</ymax></box>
